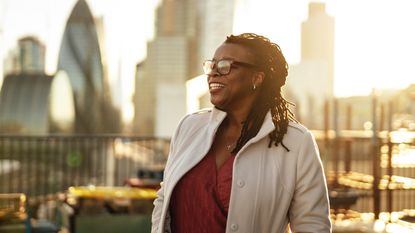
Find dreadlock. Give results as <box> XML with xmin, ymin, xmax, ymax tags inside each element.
<box><xmin>226</xmin><ymin>33</ymin><xmax>297</xmax><ymax>153</ymax></box>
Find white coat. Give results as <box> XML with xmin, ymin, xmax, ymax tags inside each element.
<box><xmin>151</xmin><ymin>107</ymin><xmax>331</xmax><ymax>233</ymax></box>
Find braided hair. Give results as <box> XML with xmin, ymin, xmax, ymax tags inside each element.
<box><xmin>226</xmin><ymin>33</ymin><xmax>296</xmax><ymax>153</ymax></box>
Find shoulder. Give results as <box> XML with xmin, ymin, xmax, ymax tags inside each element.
<box><xmin>190</xmin><ymin>108</ymin><xmax>212</xmax><ymax>117</ymax></box>
<box><xmin>182</xmin><ymin>108</ymin><xmax>212</xmax><ymax>124</ymax></box>
<box><xmin>287</xmin><ymin>121</ymin><xmax>309</xmax><ymax>135</ymax></box>
<box><xmin>174</xmin><ymin>108</ymin><xmax>212</xmax><ymax>135</ymax></box>
<box><xmin>282</xmin><ymin>121</ymin><xmax>315</xmax><ymax>151</ymax></box>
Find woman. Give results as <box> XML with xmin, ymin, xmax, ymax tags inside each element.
<box><xmin>151</xmin><ymin>33</ymin><xmax>331</xmax><ymax>233</ymax></box>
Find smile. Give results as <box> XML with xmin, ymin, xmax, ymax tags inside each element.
<box><xmin>209</xmin><ymin>83</ymin><xmax>225</xmax><ymax>90</ymax></box>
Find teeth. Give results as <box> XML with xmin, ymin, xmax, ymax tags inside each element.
<box><xmin>209</xmin><ymin>83</ymin><xmax>225</xmax><ymax>90</ymax></box>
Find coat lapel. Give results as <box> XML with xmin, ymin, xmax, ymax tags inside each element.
<box><xmin>236</xmin><ymin>112</ymin><xmax>275</xmax><ymax>156</ymax></box>
<box><xmin>164</xmin><ymin>108</ymin><xmax>227</xmax><ymax>198</ymax></box>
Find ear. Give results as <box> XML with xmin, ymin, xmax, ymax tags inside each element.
<box><xmin>252</xmin><ymin>71</ymin><xmax>265</xmax><ymax>88</ymax></box>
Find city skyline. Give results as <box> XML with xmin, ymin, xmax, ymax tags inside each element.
<box><xmin>1</xmin><ymin>0</ymin><xmax>415</xmax><ymax>123</ymax></box>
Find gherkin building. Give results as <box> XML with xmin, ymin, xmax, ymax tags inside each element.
<box><xmin>58</xmin><ymin>0</ymin><xmax>120</xmax><ymax>133</ymax></box>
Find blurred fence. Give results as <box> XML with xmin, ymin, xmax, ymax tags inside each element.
<box><xmin>313</xmin><ymin>129</ymin><xmax>415</xmax><ymax>217</ymax></box>
<box><xmin>0</xmin><ymin>135</ymin><xmax>170</xmax><ymax>203</ymax></box>
<box><xmin>1</xmin><ymin>130</ymin><xmax>414</xmax><ymax>219</ymax></box>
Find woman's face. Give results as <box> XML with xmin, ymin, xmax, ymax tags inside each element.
<box><xmin>207</xmin><ymin>43</ymin><xmax>260</xmax><ymax>111</ymax></box>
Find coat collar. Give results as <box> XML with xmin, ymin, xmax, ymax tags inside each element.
<box><xmin>208</xmin><ymin>107</ymin><xmax>276</xmax><ymax>147</ymax></box>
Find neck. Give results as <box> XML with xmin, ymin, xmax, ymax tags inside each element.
<box><xmin>225</xmin><ymin>108</ymin><xmax>249</xmax><ymax>129</ymax></box>
<box><xmin>225</xmin><ymin>95</ymin><xmax>257</xmax><ymax>128</ymax></box>
<box><xmin>216</xmin><ymin>101</ymin><xmax>255</xmax><ymax>153</ymax></box>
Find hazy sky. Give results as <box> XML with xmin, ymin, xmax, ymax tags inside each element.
<box><xmin>1</xmin><ymin>0</ymin><xmax>415</xmax><ymax>122</ymax></box>
<box><xmin>235</xmin><ymin>0</ymin><xmax>415</xmax><ymax>97</ymax></box>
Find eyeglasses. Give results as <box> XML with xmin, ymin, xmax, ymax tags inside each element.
<box><xmin>202</xmin><ymin>59</ymin><xmax>257</xmax><ymax>76</ymax></box>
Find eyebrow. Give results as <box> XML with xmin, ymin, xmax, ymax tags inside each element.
<box><xmin>211</xmin><ymin>56</ymin><xmax>235</xmax><ymax>61</ymax></box>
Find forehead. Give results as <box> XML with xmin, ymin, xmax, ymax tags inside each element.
<box><xmin>213</xmin><ymin>43</ymin><xmax>254</xmax><ymax>61</ymax></box>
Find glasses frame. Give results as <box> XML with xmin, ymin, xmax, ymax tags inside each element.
<box><xmin>203</xmin><ymin>59</ymin><xmax>258</xmax><ymax>76</ymax></box>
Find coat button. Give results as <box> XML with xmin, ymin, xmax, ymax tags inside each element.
<box><xmin>230</xmin><ymin>223</ymin><xmax>238</xmax><ymax>231</ymax></box>
<box><xmin>237</xmin><ymin>180</ymin><xmax>245</xmax><ymax>188</ymax></box>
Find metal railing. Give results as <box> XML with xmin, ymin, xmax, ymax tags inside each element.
<box><xmin>0</xmin><ymin>135</ymin><xmax>170</xmax><ymax>203</ymax></box>
<box><xmin>1</xmin><ymin>131</ymin><xmax>414</xmax><ymax>218</ymax></box>
<box><xmin>313</xmin><ymin>129</ymin><xmax>415</xmax><ymax>216</ymax></box>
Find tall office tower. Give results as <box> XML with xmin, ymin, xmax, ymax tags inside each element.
<box><xmin>153</xmin><ymin>0</ymin><xmax>198</xmax><ymax>79</ymax></box>
<box><xmin>134</xmin><ymin>0</ymin><xmax>237</xmax><ymax>136</ymax></box>
<box><xmin>58</xmin><ymin>0</ymin><xmax>120</xmax><ymax>133</ymax></box>
<box><xmin>3</xmin><ymin>37</ymin><xmax>45</xmax><ymax>75</ymax></box>
<box><xmin>301</xmin><ymin>2</ymin><xmax>335</xmax><ymax>91</ymax></box>
<box><xmin>286</xmin><ymin>2</ymin><xmax>335</xmax><ymax>129</ymax></box>
<box><xmin>185</xmin><ymin>0</ymin><xmax>237</xmax><ymax>113</ymax></box>
<box><xmin>17</xmin><ymin>36</ymin><xmax>46</xmax><ymax>73</ymax></box>
<box><xmin>134</xmin><ymin>0</ymin><xmax>197</xmax><ymax>137</ymax></box>
<box><xmin>197</xmin><ymin>0</ymin><xmax>236</xmax><ymax>66</ymax></box>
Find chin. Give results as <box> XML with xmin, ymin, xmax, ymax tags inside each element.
<box><xmin>210</xmin><ymin>97</ymin><xmax>230</xmax><ymax>111</ymax></box>
<box><xmin>211</xmin><ymin>102</ymin><xmax>228</xmax><ymax>112</ymax></box>
<box><xmin>213</xmin><ymin>105</ymin><xmax>227</xmax><ymax>111</ymax></box>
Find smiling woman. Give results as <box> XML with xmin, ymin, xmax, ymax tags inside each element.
<box><xmin>152</xmin><ymin>33</ymin><xmax>331</xmax><ymax>233</ymax></box>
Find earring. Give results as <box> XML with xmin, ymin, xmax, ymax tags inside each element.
<box><xmin>253</xmin><ymin>84</ymin><xmax>256</xmax><ymax>90</ymax></box>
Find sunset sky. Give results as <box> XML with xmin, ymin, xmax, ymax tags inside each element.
<box><xmin>1</xmin><ymin>0</ymin><xmax>415</xmax><ymax>122</ymax></box>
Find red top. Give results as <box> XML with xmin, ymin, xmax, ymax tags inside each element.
<box><xmin>169</xmin><ymin>149</ymin><xmax>235</xmax><ymax>233</ymax></box>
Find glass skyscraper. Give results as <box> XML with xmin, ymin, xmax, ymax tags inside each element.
<box><xmin>58</xmin><ymin>0</ymin><xmax>120</xmax><ymax>133</ymax></box>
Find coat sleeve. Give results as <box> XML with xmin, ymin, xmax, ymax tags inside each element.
<box><xmin>151</xmin><ymin>181</ymin><xmax>168</xmax><ymax>233</ymax></box>
<box><xmin>151</xmin><ymin>115</ymin><xmax>188</xmax><ymax>233</ymax></box>
<box><xmin>289</xmin><ymin>130</ymin><xmax>332</xmax><ymax>233</ymax></box>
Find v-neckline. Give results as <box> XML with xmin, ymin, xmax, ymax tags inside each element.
<box><xmin>214</xmin><ymin>152</ymin><xmax>235</xmax><ymax>174</ymax></box>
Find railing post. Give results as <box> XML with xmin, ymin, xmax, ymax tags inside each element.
<box><xmin>379</xmin><ymin>104</ymin><xmax>385</xmax><ymax>132</ymax></box>
<box><xmin>345</xmin><ymin>104</ymin><xmax>352</xmax><ymax>173</ymax></box>
<box><xmin>324</xmin><ymin>99</ymin><xmax>330</xmax><ymax>150</ymax></box>
<box><xmin>333</xmin><ymin>98</ymin><xmax>339</xmax><ymax>187</ymax></box>
<box><xmin>106</xmin><ymin>138</ymin><xmax>115</xmax><ymax>186</ymax></box>
<box><xmin>387</xmin><ymin>101</ymin><xmax>394</xmax><ymax>219</ymax></box>
<box><xmin>372</xmin><ymin>90</ymin><xmax>380</xmax><ymax>219</ymax></box>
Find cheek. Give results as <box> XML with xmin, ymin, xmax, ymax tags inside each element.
<box><xmin>222</xmin><ymin>85</ymin><xmax>251</xmax><ymax>103</ymax></box>
<box><xmin>233</xmin><ymin>80</ymin><xmax>253</xmax><ymax>95</ymax></box>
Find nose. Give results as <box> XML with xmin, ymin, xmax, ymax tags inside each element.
<box><xmin>207</xmin><ymin>70</ymin><xmax>220</xmax><ymax>78</ymax></box>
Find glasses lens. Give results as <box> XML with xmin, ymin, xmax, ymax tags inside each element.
<box><xmin>203</xmin><ymin>60</ymin><xmax>213</xmax><ymax>75</ymax></box>
<box><xmin>217</xmin><ymin>60</ymin><xmax>231</xmax><ymax>75</ymax></box>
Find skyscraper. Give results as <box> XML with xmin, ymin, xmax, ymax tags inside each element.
<box><xmin>58</xmin><ymin>0</ymin><xmax>120</xmax><ymax>133</ymax></box>
<box><xmin>18</xmin><ymin>36</ymin><xmax>46</xmax><ymax>73</ymax></box>
<box><xmin>134</xmin><ymin>0</ymin><xmax>237</xmax><ymax>136</ymax></box>
<box><xmin>0</xmin><ymin>36</ymin><xmax>74</xmax><ymax>134</ymax></box>
<box><xmin>197</xmin><ymin>0</ymin><xmax>236</xmax><ymax>65</ymax></box>
<box><xmin>3</xmin><ymin>36</ymin><xmax>46</xmax><ymax>75</ymax></box>
<box><xmin>134</xmin><ymin>0</ymin><xmax>196</xmax><ymax>137</ymax></box>
<box><xmin>286</xmin><ymin>2</ymin><xmax>335</xmax><ymax>129</ymax></box>
<box><xmin>301</xmin><ymin>2</ymin><xmax>335</xmax><ymax>95</ymax></box>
